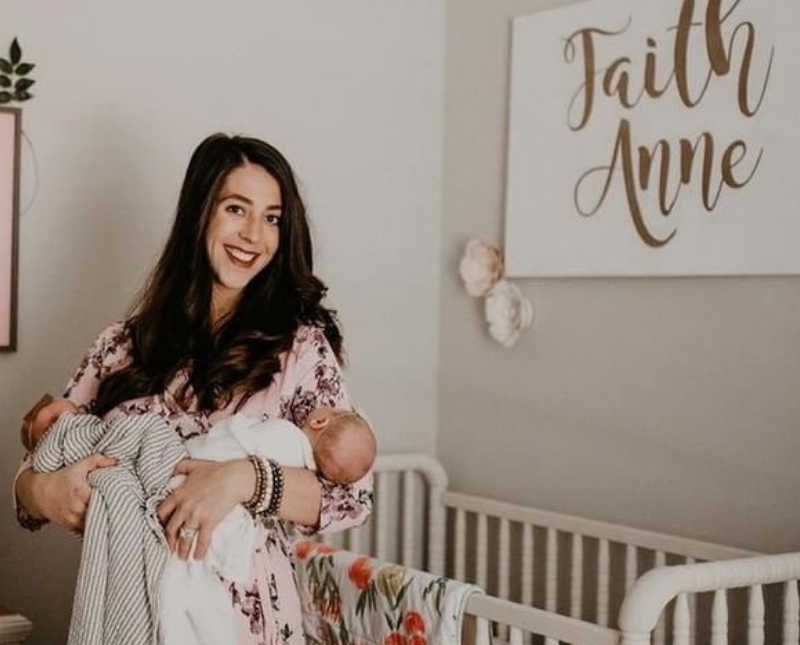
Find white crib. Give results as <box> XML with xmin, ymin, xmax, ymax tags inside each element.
<box><xmin>320</xmin><ymin>454</ymin><xmax>800</xmax><ymax>645</ymax></box>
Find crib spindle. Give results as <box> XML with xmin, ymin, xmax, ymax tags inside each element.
<box><xmin>686</xmin><ymin>556</ymin><xmax>697</xmax><ymax>645</ymax></box>
<box><xmin>545</xmin><ymin>528</ymin><xmax>557</xmax><ymax>613</ymax></box>
<box><xmin>401</xmin><ymin>472</ymin><xmax>415</xmax><ymax>567</ymax></box>
<box><xmin>711</xmin><ymin>589</ymin><xmax>728</xmax><ymax>645</ymax></box>
<box><xmin>597</xmin><ymin>538</ymin><xmax>610</xmax><ymax>627</ymax></box>
<box><xmin>375</xmin><ymin>471</ymin><xmax>389</xmax><ymax>561</ymax></box>
<box><xmin>653</xmin><ymin>550</ymin><xmax>667</xmax><ymax>645</ymax></box>
<box><xmin>497</xmin><ymin>517</ymin><xmax>511</xmax><ymax>642</ymax></box>
<box><xmin>748</xmin><ymin>584</ymin><xmax>764</xmax><ymax>645</ymax></box>
<box><xmin>571</xmin><ymin>533</ymin><xmax>583</xmax><ymax>619</ymax></box>
<box><xmin>522</xmin><ymin>523</ymin><xmax>534</xmax><ymax>607</ymax></box>
<box><xmin>625</xmin><ymin>544</ymin><xmax>637</xmax><ymax>592</ymax></box>
<box><xmin>783</xmin><ymin>580</ymin><xmax>799</xmax><ymax>645</ymax></box>
<box><xmin>499</xmin><ymin>518</ymin><xmax>511</xmax><ymax>600</ymax></box>
<box><xmin>674</xmin><ymin>593</ymin><xmax>690</xmax><ymax>645</ymax></box>
<box><xmin>509</xmin><ymin>626</ymin><xmax>524</xmax><ymax>645</ymax></box>
<box><xmin>455</xmin><ymin>508</ymin><xmax>466</xmax><ymax>581</ymax></box>
<box><xmin>475</xmin><ymin>617</ymin><xmax>491</xmax><ymax>645</ymax></box>
<box><xmin>477</xmin><ymin>513</ymin><xmax>488</xmax><ymax>589</ymax></box>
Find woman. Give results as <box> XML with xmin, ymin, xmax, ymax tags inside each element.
<box><xmin>14</xmin><ymin>133</ymin><xmax>372</xmax><ymax>643</ymax></box>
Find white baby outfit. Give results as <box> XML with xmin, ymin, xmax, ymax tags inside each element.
<box><xmin>158</xmin><ymin>415</ymin><xmax>316</xmax><ymax>645</ymax></box>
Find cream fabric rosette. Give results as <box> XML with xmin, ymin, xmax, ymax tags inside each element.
<box><xmin>458</xmin><ymin>239</ymin><xmax>503</xmax><ymax>297</ymax></box>
<box><xmin>484</xmin><ymin>279</ymin><xmax>534</xmax><ymax>348</ymax></box>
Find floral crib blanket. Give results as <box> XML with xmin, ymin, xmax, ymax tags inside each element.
<box><xmin>292</xmin><ymin>542</ymin><xmax>482</xmax><ymax>645</ymax></box>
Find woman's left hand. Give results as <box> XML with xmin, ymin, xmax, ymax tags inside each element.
<box><xmin>157</xmin><ymin>458</ymin><xmax>254</xmax><ymax>560</ymax></box>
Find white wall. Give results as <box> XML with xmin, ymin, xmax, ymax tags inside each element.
<box><xmin>439</xmin><ymin>0</ymin><xmax>800</xmax><ymax>555</ymax></box>
<box><xmin>0</xmin><ymin>2</ymin><xmax>443</xmax><ymax>641</ymax></box>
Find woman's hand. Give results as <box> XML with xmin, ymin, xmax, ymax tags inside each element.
<box><xmin>156</xmin><ymin>458</ymin><xmax>254</xmax><ymax>561</ymax></box>
<box><xmin>16</xmin><ymin>454</ymin><xmax>118</xmax><ymax>534</ymax></box>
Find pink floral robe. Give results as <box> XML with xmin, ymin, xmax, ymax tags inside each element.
<box><xmin>17</xmin><ymin>321</ymin><xmax>373</xmax><ymax>645</ymax></box>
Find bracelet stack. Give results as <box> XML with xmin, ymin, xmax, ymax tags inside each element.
<box><xmin>243</xmin><ymin>455</ymin><xmax>285</xmax><ymax>518</ymax></box>
<box><xmin>244</xmin><ymin>455</ymin><xmax>269</xmax><ymax>516</ymax></box>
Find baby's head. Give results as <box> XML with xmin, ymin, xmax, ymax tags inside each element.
<box><xmin>302</xmin><ymin>407</ymin><xmax>376</xmax><ymax>484</ymax></box>
<box><xmin>22</xmin><ymin>394</ymin><xmax>78</xmax><ymax>451</ymax></box>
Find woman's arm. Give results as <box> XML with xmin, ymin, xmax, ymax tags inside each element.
<box><xmin>13</xmin><ymin>322</ymin><xmax>129</xmax><ymax>530</ymax></box>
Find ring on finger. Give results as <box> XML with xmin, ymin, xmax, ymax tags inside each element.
<box><xmin>178</xmin><ymin>525</ymin><xmax>198</xmax><ymax>541</ymax></box>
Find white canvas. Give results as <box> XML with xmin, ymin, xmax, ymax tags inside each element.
<box><xmin>504</xmin><ymin>0</ymin><xmax>800</xmax><ymax>277</ymax></box>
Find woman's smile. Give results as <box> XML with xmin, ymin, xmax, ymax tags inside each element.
<box><xmin>224</xmin><ymin>244</ymin><xmax>260</xmax><ymax>268</ymax></box>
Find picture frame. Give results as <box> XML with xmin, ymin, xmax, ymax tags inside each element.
<box><xmin>0</xmin><ymin>106</ymin><xmax>20</xmax><ymax>351</ymax></box>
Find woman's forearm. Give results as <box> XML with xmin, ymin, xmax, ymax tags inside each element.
<box><xmin>15</xmin><ymin>468</ymin><xmax>47</xmax><ymax>520</ymax></box>
<box><xmin>277</xmin><ymin>466</ymin><xmax>322</xmax><ymax>527</ymax></box>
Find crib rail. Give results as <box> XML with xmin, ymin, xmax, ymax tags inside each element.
<box><xmin>466</xmin><ymin>594</ymin><xmax>619</xmax><ymax>645</ymax></box>
<box><xmin>443</xmin><ymin>491</ymin><xmax>757</xmax><ymax>563</ymax></box>
<box><xmin>618</xmin><ymin>552</ymin><xmax>800</xmax><ymax>645</ymax></box>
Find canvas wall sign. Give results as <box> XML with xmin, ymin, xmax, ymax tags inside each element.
<box><xmin>504</xmin><ymin>0</ymin><xmax>799</xmax><ymax>277</ymax></box>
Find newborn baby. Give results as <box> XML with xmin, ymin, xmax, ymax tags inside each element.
<box><xmin>22</xmin><ymin>394</ymin><xmax>376</xmax><ymax>645</ymax></box>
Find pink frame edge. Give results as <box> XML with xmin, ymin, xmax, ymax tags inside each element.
<box><xmin>0</xmin><ymin>106</ymin><xmax>21</xmax><ymax>352</ymax></box>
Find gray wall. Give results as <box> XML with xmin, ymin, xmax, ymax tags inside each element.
<box><xmin>0</xmin><ymin>2</ymin><xmax>442</xmax><ymax>642</ymax></box>
<box><xmin>439</xmin><ymin>0</ymin><xmax>800</xmax><ymax>554</ymax></box>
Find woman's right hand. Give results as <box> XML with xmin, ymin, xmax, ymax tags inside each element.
<box><xmin>16</xmin><ymin>454</ymin><xmax>118</xmax><ymax>533</ymax></box>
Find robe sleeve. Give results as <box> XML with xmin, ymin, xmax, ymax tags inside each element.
<box><xmin>283</xmin><ymin>326</ymin><xmax>374</xmax><ymax>535</ymax></box>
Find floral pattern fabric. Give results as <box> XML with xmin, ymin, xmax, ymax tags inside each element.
<box><xmin>293</xmin><ymin>543</ymin><xmax>481</xmax><ymax>645</ymax></box>
<box><xmin>15</xmin><ymin>321</ymin><xmax>373</xmax><ymax>645</ymax></box>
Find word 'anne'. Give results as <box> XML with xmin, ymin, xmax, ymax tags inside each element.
<box><xmin>563</xmin><ymin>0</ymin><xmax>774</xmax><ymax>247</ymax></box>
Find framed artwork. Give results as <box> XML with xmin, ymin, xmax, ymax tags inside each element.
<box><xmin>0</xmin><ymin>107</ymin><xmax>20</xmax><ymax>351</ymax></box>
<box><xmin>504</xmin><ymin>0</ymin><xmax>800</xmax><ymax>277</ymax></box>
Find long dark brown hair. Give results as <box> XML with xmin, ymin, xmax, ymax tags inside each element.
<box><xmin>93</xmin><ymin>133</ymin><xmax>343</xmax><ymax>416</ymax></box>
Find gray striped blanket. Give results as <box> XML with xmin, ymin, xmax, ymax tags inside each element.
<box><xmin>32</xmin><ymin>412</ymin><xmax>187</xmax><ymax>645</ymax></box>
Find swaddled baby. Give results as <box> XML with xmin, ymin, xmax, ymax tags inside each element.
<box><xmin>22</xmin><ymin>394</ymin><xmax>376</xmax><ymax>645</ymax></box>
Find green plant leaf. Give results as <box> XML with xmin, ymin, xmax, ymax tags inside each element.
<box><xmin>338</xmin><ymin>619</ymin><xmax>350</xmax><ymax>645</ymax></box>
<box><xmin>0</xmin><ymin>91</ymin><xmax>11</xmax><ymax>103</ymax></box>
<box><xmin>0</xmin><ymin>59</ymin><xmax>11</xmax><ymax>74</ymax></box>
<box><xmin>394</xmin><ymin>579</ymin><xmax>412</xmax><ymax>609</ymax></box>
<box><xmin>15</xmin><ymin>78</ymin><xmax>34</xmax><ymax>91</ymax></box>
<box><xmin>10</xmin><ymin>38</ymin><xmax>21</xmax><ymax>65</ymax></box>
<box><xmin>0</xmin><ymin>76</ymin><xmax>10</xmax><ymax>88</ymax></box>
<box><xmin>15</xmin><ymin>62</ymin><xmax>34</xmax><ymax>76</ymax></box>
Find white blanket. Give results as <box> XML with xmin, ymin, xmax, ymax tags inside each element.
<box><xmin>159</xmin><ymin>415</ymin><xmax>316</xmax><ymax>645</ymax></box>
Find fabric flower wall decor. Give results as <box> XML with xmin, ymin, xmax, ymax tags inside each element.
<box><xmin>458</xmin><ymin>239</ymin><xmax>533</xmax><ymax>347</ymax></box>
<box><xmin>458</xmin><ymin>239</ymin><xmax>503</xmax><ymax>297</ymax></box>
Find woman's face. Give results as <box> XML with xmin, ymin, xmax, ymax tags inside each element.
<box><xmin>206</xmin><ymin>162</ymin><xmax>282</xmax><ymax>318</ymax></box>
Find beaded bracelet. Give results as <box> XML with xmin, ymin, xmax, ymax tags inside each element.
<box><xmin>257</xmin><ymin>458</ymin><xmax>274</xmax><ymax>514</ymax></box>
<box><xmin>244</xmin><ymin>455</ymin><xmax>269</xmax><ymax>516</ymax></box>
<box><xmin>265</xmin><ymin>459</ymin><xmax>285</xmax><ymax>516</ymax></box>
